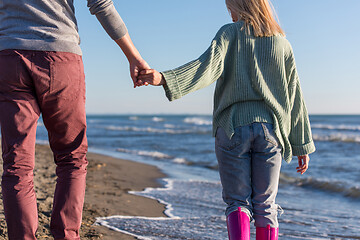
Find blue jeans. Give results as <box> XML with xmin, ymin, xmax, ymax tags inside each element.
<box><xmin>215</xmin><ymin>123</ymin><xmax>282</xmax><ymax>228</ymax></box>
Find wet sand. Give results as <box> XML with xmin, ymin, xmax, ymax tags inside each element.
<box><xmin>0</xmin><ymin>144</ymin><xmax>166</xmax><ymax>239</ymax></box>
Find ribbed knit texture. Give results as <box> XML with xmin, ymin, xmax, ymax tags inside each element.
<box><xmin>0</xmin><ymin>0</ymin><xmax>127</xmax><ymax>55</ymax></box>
<box><xmin>162</xmin><ymin>21</ymin><xmax>315</xmax><ymax>163</ymax></box>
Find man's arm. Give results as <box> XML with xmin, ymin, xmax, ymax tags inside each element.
<box><xmin>115</xmin><ymin>33</ymin><xmax>150</xmax><ymax>87</ymax></box>
<box><xmin>88</xmin><ymin>0</ymin><xmax>149</xmax><ymax>86</ymax></box>
<box><xmin>87</xmin><ymin>0</ymin><xmax>128</xmax><ymax>40</ymax></box>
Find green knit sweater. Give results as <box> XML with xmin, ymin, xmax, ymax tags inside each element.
<box><xmin>161</xmin><ymin>21</ymin><xmax>315</xmax><ymax>163</ymax></box>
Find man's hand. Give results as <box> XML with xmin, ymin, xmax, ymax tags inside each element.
<box><xmin>296</xmin><ymin>155</ymin><xmax>310</xmax><ymax>175</ymax></box>
<box><xmin>137</xmin><ymin>69</ymin><xmax>166</xmax><ymax>86</ymax></box>
<box><xmin>130</xmin><ymin>58</ymin><xmax>150</xmax><ymax>88</ymax></box>
<box><xmin>115</xmin><ymin>33</ymin><xmax>150</xmax><ymax>87</ymax></box>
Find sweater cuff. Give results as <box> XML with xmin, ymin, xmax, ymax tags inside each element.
<box><xmin>161</xmin><ymin>70</ymin><xmax>182</xmax><ymax>101</ymax></box>
<box><xmin>291</xmin><ymin>140</ymin><xmax>316</xmax><ymax>156</ymax></box>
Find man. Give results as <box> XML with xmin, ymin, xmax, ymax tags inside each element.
<box><xmin>0</xmin><ymin>0</ymin><xmax>148</xmax><ymax>239</ymax></box>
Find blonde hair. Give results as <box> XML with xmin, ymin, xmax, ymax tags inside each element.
<box><xmin>225</xmin><ymin>0</ymin><xmax>285</xmax><ymax>37</ymax></box>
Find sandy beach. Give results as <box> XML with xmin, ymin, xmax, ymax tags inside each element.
<box><xmin>0</xmin><ymin>144</ymin><xmax>166</xmax><ymax>239</ymax></box>
<box><xmin>1</xmin><ymin>115</ymin><xmax>360</xmax><ymax>239</ymax></box>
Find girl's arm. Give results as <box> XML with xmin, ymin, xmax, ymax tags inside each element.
<box><xmin>138</xmin><ymin>26</ymin><xmax>230</xmax><ymax>101</ymax></box>
<box><xmin>288</xmin><ymin>78</ymin><xmax>315</xmax><ymax>156</ymax></box>
<box><xmin>285</xmin><ymin>50</ymin><xmax>314</xmax><ymax>174</ymax></box>
<box><xmin>286</xmin><ymin>50</ymin><xmax>315</xmax><ymax>157</ymax></box>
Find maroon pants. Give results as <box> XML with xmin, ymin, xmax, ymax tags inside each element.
<box><xmin>0</xmin><ymin>50</ymin><xmax>88</xmax><ymax>240</ymax></box>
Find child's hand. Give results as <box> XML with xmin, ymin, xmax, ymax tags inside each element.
<box><xmin>137</xmin><ymin>69</ymin><xmax>166</xmax><ymax>86</ymax></box>
<box><xmin>296</xmin><ymin>155</ymin><xmax>310</xmax><ymax>175</ymax></box>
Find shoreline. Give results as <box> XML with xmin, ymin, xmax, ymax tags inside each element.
<box><xmin>0</xmin><ymin>144</ymin><xmax>167</xmax><ymax>239</ymax></box>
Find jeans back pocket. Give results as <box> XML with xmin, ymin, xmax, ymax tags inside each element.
<box><xmin>260</xmin><ymin>123</ymin><xmax>279</xmax><ymax>146</ymax></box>
<box><xmin>215</xmin><ymin>127</ymin><xmax>247</xmax><ymax>151</ymax></box>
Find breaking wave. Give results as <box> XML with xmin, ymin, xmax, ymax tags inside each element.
<box><xmin>312</xmin><ymin>133</ymin><xmax>360</xmax><ymax>143</ymax></box>
<box><xmin>105</xmin><ymin>125</ymin><xmax>210</xmax><ymax>134</ymax></box>
<box><xmin>312</xmin><ymin>123</ymin><xmax>360</xmax><ymax>131</ymax></box>
<box><xmin>183</xmin><ymin>117</ymin><xmax>212</xmax><ymax>126</ymax></box>
<box><xmin>280</xmin><ymin>173</ymin><xmax>360</xmax><ymax>199</ymax></box>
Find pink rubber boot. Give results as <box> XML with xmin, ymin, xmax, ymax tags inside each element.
<box><xmin>256</xmin><ymin>225</ymin><xmax>279</xmax><ymax>240</ymax></box>
<box><xmin>226</xmin><ymin>207</ymin><xmax>250</xmax><ymax>240</ymax></box>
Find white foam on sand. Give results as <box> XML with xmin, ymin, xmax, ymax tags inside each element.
<box><xmin>95</xmin><ymin>178</ymin><xmax>360</xmax><ymax>240</ymax></box>
<box><xmin>95</xmin><ymin>178</ymin><xmax>229</xmax><ymax>240</ymax></box>
<box><xmin>129</xmin><ymin>178</ymin><xmax>179</xmax><ymax>219</ymax></box>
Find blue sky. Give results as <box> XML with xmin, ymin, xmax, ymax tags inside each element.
<box><xmin>74</xmin><ymin>0</ymin><xmax>360</xmax><ymax>115</ymax></box>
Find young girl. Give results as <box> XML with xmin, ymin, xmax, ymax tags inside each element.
<box><xmin>138</xmin><ymin>0</ymin><xmax>315</xmax><ymax>239</ymax></box>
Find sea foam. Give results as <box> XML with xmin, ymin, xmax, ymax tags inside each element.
<box><xmin>183</xmin><ymin>117</ymin><xmax>212</xmax><ymax>126</ymax></box>
<box><xmin>312</xmin><ymin>123</ymin><xmax>360</xmax><ymax>131</ymax></box>
<box><xmin>95</xmin><ymin>179</ymin><xmax>229</xmax><ymax>240</ymax></box>
<box><xmin>312</xmin><ymin>133</ymin><xmax>360</xmax><ymax>143</ymax></box>
<box><xmin>104</xmin><ymin>125</ymin><xmax>207</xmax><ymax>134</ymax></box>
<box><xmin>95</xmin><ymin>178</ymin><xmax>360</xmax><ymax>239</ymax></box>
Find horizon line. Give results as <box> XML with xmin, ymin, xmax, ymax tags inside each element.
<box><xmin>85</xmin><ymin>113</ymin><xmax>360</xmax><ymax>116</ymax></box>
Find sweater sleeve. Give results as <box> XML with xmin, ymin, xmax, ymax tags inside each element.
<box><xmin>87</xmin><ymin>0</ymin><xmax>128</xmax><ymax>40</ymax></box>
<box><xmin>161</xmin><ymin>28</ymin><xmax>228</xmax><ymax>101</ymax></box>
<box><xmin>287</xmin><ymin>55</ymin><xmax>316</xmax><ymax>156</ymax></box>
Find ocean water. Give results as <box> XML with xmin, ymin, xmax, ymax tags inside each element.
<box><xmin>35</xmin><ymin>115</ymin><xmax>360</xmax><ymax>239</ymax></box>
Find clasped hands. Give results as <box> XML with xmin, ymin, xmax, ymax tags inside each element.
<box><xmin>134</xmin><ymin>69</ymin><xmax>165</xmax><ymax>88</ymax></box>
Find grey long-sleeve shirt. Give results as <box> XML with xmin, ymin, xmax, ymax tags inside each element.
<box><xmin>0</xmin><ymin>0</ymin><xmax>128</xmax><ymax>55</ymax></box>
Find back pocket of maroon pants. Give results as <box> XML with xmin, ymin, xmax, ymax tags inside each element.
<box><xmin>50</xmin><ymin>60</ymin><xmax>81</xmax><ymax>100</ymax></box>
<box><xmin>0</xmin><ymin>54</ymin><xmax>20</xmax><ymax>93</ymax></box>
